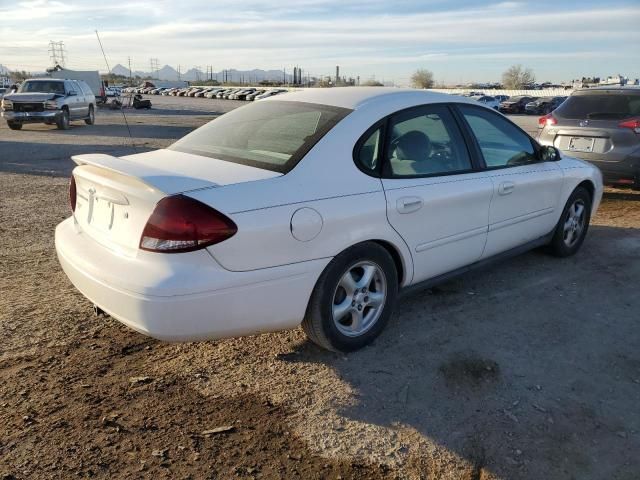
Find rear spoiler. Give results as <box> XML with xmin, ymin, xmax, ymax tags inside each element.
<box><xmin>71</xmin><ymin>154</ymin><xmax>217</xmax><ymax>194</ymax></box>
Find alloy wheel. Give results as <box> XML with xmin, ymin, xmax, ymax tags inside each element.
<box><xmin>332</xmin><ymin>261</ymin><xmax>387</xmax><ymax>337</ymax></box>
<box><xmin>563</xmin><ymin>199</ymin><xmax>586</xmax><ymax>247</ymax></box>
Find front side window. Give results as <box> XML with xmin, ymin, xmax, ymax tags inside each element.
<box><xmin>385</xmin><ymin>105</ymin><xmax>472</xmax><ymax>177</ymax></box>
<box><xmin>458</xmin><ymin>105</ymin><xmax>537</xmax><ymax>168</ymax></box>
<box><xmin>169</xmin><ymin>101</ymin><xmax>351</xmax><ymax>173</ymax></box>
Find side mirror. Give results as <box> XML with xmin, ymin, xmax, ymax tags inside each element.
<box><xmin>67</xmin><ymin>90</ymin><xmax>77</xmax><ymax>96</ymax></box>
<box><xmin>540</xmin><ymin>145</ymin><xmax>560</xmax><ymax>162</ymax></box>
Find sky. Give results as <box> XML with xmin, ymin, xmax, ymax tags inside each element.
<box><xmin>0</xmin><ymin>0</ymin><xmax>639</xmax><ymax>85</ymax></box>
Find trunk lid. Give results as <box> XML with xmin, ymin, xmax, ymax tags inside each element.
<box><xmin>71</xmin><ymin>150</ymin><xmax>281</xmax><ymax>255</ymax></box>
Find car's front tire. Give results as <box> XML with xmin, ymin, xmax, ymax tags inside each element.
<box><xmin>7</xmin><ymin>121</ymin><xmax>22</xmax><ymax>130</ymax></box>
<box><xmin>548</xmin><ymin>186</ymin><xmax>592</xmax><ymax>257</ymax></box>
<box><xmin>56</xmin><ymin>108</ymin><xmax>70</xmax><ymax>130</ymax></box>
<box><xmin>302</xmin><ymin>242</ymin><xmax>398</xmax><ymax>352</ymax></box>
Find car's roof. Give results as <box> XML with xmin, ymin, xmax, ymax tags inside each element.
<box><xmin>267</xmin><ymin>87</ymin><xmax>465</xmax><ymax>110</ymax></box>
<box><xmin>574</xmin><ymin>86</ymin><xmax>640</xmax><ymax>95</ymax></box>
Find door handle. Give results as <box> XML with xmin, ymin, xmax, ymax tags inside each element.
<box><xmin>498</xmin><ymin>181</ymin><xmax>515</xmax><ymax>195</ymax></box>
<box><xmin>396</xmin><ymin>196</ymin><xmax>423</xmax><ymax>214</ymax></box>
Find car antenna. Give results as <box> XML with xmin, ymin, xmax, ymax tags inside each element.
<box><xmin>95</xmin><ymin>29</ymin><xmax>135</xmax><ymax>147</ymax></box>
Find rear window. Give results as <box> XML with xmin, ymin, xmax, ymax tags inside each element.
<box><xmin>555</xmin><ymin>92</ymin><xmax>640</xmax><ymax>120</ymax></box>
<box><xmin>169</xmin><ymin>101</ymin><xmax>352</xmax><ymax>173</ymax></box>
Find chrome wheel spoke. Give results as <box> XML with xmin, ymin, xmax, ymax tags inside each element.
<box><xmin>357</xmin><ymin>265</ymin><xmax>376</xmax><ymax>289</ymax></box>
<box><xmin>332</xmin><ymin>298</ymin><xmax>352</xmax><ymax>321</ymax></box>
<box><xmin>575</xmin><ymin>203</ymin><xmax>584</xmax><ymax>219</ymax></box>
<box><xmin>367</xmin><ymin>292</ymin><xmax>384</xmax><ymax>308</ymax></box>
<box><xmin>350</xmin><ymin>309</ymin><xmax>364</xmax><ymax>332</ymax></box>
<box><xmin>339</xmin><ymin>272</ymin><xmax>357</xmax><ymax>296</ymax></box>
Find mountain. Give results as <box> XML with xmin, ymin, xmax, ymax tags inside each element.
<box><xmin>110</xmin><ymin>64</ymin><xmax>293</xmax><ymax>83</ymax></box>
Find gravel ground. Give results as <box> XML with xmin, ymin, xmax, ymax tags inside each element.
<box><xmin>1</xmin><ymin>96</ymin><xmax>639</xmax><ymax>480</ymax></box>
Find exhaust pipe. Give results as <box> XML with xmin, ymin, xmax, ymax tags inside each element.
<box><xmin>93</xmin><ymin>304</ymin><xmax>106</xmax><ymax>317</ymax></box>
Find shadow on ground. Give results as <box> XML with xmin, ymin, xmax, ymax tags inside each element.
<box><xmin>284</xmin><ymin>225</ymin><xmax>640</xmax><ymax>479</ymax></box>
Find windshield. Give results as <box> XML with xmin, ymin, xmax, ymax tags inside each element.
<box><xmin>555</xmin><ymin>92</ymin><xmax>640</xmax><ymax>120</ymax></box>
<box><xmin>169</xmin><ymin>100</ymin><xmax>352</xmax><ymax>173</ymax></box>
<box><xmin>18</xmin><ymin>81</ymin><xmax>65</xmax><ymax>94</ymax></box>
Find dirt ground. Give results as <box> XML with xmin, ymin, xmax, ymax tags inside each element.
<box><xmin>1</xmin><ymin>97</ymin><xmax>639</xmax><ymax>479</ymax></box>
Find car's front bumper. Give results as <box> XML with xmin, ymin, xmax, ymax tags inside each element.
<box><xmin>2</xmin><ymin>110</ymin><xmax>61</xmax><ymax>123</ymax></box>
<box><xmin>55</xmin><ymin>217</ymin><xmax>329</xmax><ymax>341</ymax></box>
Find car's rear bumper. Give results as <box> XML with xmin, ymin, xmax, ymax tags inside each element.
<box><xmin>560</xmin><ymin>153</ymin><xmax>639</xmax><ymax>187</ymax></box>
<box><xmin>55</xmin><ymin>217</ymin><xmax>329</xmax><ymax>341</ymax></box>
<box><xmin>2</xmin><ymin>110</ymin><xmax>61</xmax><ymax>122</ymax></box>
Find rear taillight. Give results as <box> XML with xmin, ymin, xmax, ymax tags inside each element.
<box><xmin>69</xmin><ymin>175</ymin><xmax>77</xmax><ymax>212</ymax></box>
<box><xmin>139</xmin><ymin>195</ymin><xmax>237</xmax><ymax>253</ymax></box>
<box><xmin>538</xmin><ymin>113</ymin><xmax>557</xmax><ymax>128</ymax></box>
<box><xmin>618</xmin><ymin>117</ymin><xmax>640</xmax><ymax>134</ymax></box>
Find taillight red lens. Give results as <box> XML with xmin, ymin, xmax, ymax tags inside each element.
<box><xmin>538</xmin><ymin>113</ymin><xmax>557</xmax><ymax>128</ymax></box>
<box><xmin>618</xmin><ymin>117</ymin><xmax>640</xmax><ymax>133</ymax></box>
<box><xmin>139</xmin><ymin>195</ymin><xmax>237</xmax><ymax>253</ymax></box>
<box><xmin>69</xmin><ymin>175</ymin><xmax>77</xmax><ymax>212</ymax></box>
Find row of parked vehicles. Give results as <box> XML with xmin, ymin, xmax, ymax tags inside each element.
<box><xmin>123</xmin><ymin>86</ymin><xmax>288</xmax><ymax>101</ymax></box>
<box><xmin>464</xmin><ymin>92</ymin><xmax>567</xmax><ymax>115</ymax></box>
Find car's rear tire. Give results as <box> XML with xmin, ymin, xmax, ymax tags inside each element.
<box><xmin>302</xmin><ymin>242</ymin><xmax>398</xmax><ymax>352</ymax></box>
<box><xmin>7</xmin><ymin>121</ymin><xmax>22</xmax><ymax>130</ymax></box>
<box><xmin>84</xmin><ymin>105</ymin><xmax>95</xmax><ymax>125</ymax></box>
<box><xmin>56</xmin><ymin>108</ymin><xmax>70</xmax><ymax>130</ymax></box>
<box><xmin>548</xmin><ymin>186</ymin><xmax>592</xmax><ymax>257</ymax></box>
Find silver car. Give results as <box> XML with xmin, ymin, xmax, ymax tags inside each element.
<box><xmin>538</xmin><ymin>87</ymin><xmax>640</xmax><ymax>189</ymax></box>
<box><xmin>1</xmin><ymin>78</ymin><xmax>96</xmax><ymax>130</ymax></box>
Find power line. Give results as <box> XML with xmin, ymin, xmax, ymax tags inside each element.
<box><xmin>48</xmin><ymin>41</ymin><xmax>66</xmax><ymax>67</ymax></box>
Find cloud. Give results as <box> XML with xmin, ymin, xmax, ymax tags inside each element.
<box><xmin>0</xmin><ymin>0</ymin><xmax>638</xmax><ymax>82</ymax></box>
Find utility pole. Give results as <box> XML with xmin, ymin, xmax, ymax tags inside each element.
<box><xmin>177</xmin><ymin>65</ymin><xmax>181</xmax><ymax>81</ymax></box>
<box><xmin>127</xmin><ymin>56</ymin><xmax>132</xmax><ymax>83</ymax></box>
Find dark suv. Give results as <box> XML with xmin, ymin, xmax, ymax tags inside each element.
<box><xmin>538</xmin><ymin>87</ymin><xmax>640</xmax><ymax>188</ymax></box>
<box><xmin>1</xmin><ymin>78</ymin><xmax>96</xmax><ymax>130</ymax></box>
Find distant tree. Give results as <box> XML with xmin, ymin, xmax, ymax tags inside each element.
<box><xmin>411</xmin><ymin>68</ymin><xmax>435</xmax><ymax>89</ymax></box>
<box><xmin>502</xmin><ymin>65</ymin><xmax>535</xmax><ymax>89</ymax></box>
<box><xmin>362</xmin><ymin>79</ymin><xmax>384</xmax><ymax>87</ymax></box>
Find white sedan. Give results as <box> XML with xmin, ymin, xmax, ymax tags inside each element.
<box><xmin>56</xmin><ymin>88</ymin><xmax>602</xmax><ymax>352</ymax></box>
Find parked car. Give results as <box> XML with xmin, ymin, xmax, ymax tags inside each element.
<box><xmin>235</xmin><ymin>89</ymin><xmax>257</xmax><ymax>100</ymax></box>
<box><xmin>493</xmin><ymin>95</ymin><xmax>510</xmax><ymax>103</ymax></box>
<box><xmin>0</xmin><ymin>87</ymin><xmax>6</xmax><ymax>99</ymax></box>
<box><xmin>254</xmin><ymin>89</ymin><xmax>286</xmax><ymax>100</ymax></box>
<box><xmin>205</xmin><ymin>88</ymin><xmax>224</xmax><ymax>98</ymax></box>
<box><xmin>246</xmin><ymin>90</ymin><xmax>266</xmax><ymax>101</ymax></box>
<box><xmin>525</xmin><ymin>96</ymin><xmax>567</xmax><ymax>115</ymax></box>
<box><xmin>471</xmin><ymin>95</ymin><xmax>500</xmax><ymax>110</ymax></box>
<box><xmin>499</xmin><ymin>96</ymin><xmax>537</xmax><ymax>114</ymax></box>
<box><xmin>1</xmin><ymin>78</ymin><xmax>96</xmax><ymax>130</ymax></box>
<box><xmin>56</xmin><ymin>88</ymin><xmax>602</xmax><ymax>352</ymax></box>
<box><xmin>538</xmin><ymin>87</ymin><xmax>640</xmax><ymax>188</ymax></box>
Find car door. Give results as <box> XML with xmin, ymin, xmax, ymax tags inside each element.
<box><xmin>371</xmin><ymin>104</ymin><xmax>494</xmax><ymax>284</ymax></box>
<box><xmin>64</xmin><ymin>81</ymin><xmax>83</xmax><ymax>118</ymax></box>
<box><xmin>455</xmin><ymin>104</ymin><xmax>564</xmax><ymax>258</ymax></box>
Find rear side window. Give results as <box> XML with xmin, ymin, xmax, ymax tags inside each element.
<box><xmin>356</xmin><ymin>127</ymin><xmax>382</xmax><ymax>172</ymax></box>
<box><xmin>555</xmin><ymin>92</ymin><xmax>640</xmax><ymax>120</ymax></box>
<box><xmin>169</xmin><ymin>101</ymin><xmax>351</xmax><ymax>173</ymax></box>
<box><xmin>79</xmin><ymin>82</ymin><xmax>93</xmax><ymax>96</ymax></box>
<box><xmin>385</xmin><ymin>105</ymin><xmax>472</xmax><ymax>177</ymax></box>
<box><xmin>458</xmin><ymin>105</ymin><xmax>536</xmax><ymax>168</ymax></box>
